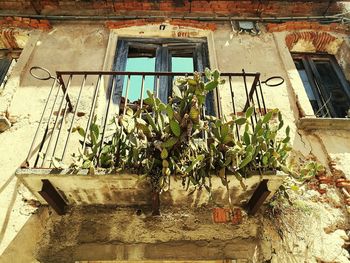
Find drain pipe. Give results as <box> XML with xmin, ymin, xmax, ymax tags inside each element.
<box><xmin>0</xmin><ymin>13</ymin><xmax>349</xmax><ymax>24</ymax></box>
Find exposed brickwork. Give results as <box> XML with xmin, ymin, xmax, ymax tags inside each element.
<box><xmin>266</xmin><ymin>21</ymin><xmax>350</xmax><ymax>35</ymax></box>
<box><xmin>0</xmin><ymin>0</ymin><xmax>345</xmax><ymax>17</ymax></box>
<box><xmin>285</xmin><ymin>31</ymin><xmax>338</xmax><ymax>52</ymax></box>
<box><xmin>106</xmin><ymin>19</ymin><xmax>217</xmax><ymax>31</ymax></box>
<box><xmin>0</xmin><ymin>16</ymin><xmax>51</xmax><ymax>30</ymax></box>
<box><xmin>212</xmin><ymin>207</ymin><xmax>243</xmax><ymax>224</ymax></box>
<box><xmin>1</xmin><ymin>29</ymin><xmax>19</xmax><ymax>49</ymax></box>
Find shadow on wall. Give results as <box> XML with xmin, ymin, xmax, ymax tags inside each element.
<box><xmin>0</xmin><ymin>207</ymin><xmax>47</xmax><ymax>263</ymax></box>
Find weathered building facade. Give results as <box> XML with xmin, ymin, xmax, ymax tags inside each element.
<box><xmin>0</xmin><ymin>1</ymin><xmax>350</xmax><ymax>262</ymax></box>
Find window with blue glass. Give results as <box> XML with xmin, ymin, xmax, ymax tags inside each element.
<box><xmin>112</xmin><ymin>37</ymin><xmax>215</xmax><ymax>115</ymax></box>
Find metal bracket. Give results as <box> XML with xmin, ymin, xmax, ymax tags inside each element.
<box><xmin>38</xmin><ymin>179</ymin><xmax>68</xmax><ymax>215</ymax></box>
<box><xmin>246</xmin><ymin>179</ymin><xmax>271</xmax><ymax>215</ymax></box>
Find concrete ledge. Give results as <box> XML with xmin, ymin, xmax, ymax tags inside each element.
<box><xmin>16</xmin><ymin>168</ymin><xmax>286</xmax><ymax>208</ymax></box>
<box><xmin>298</xmin><ymin>117</ymin><xmax>350</xmax><ymax>130</ymax></box>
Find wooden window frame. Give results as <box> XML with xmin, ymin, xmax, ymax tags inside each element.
<box><xmin>292</xmin><ymin>52</ymin><xmax>350</xmax><ymax>118</ymax></box>
<box><xmin>112</xmin><ymin>37</ymin><xmax>216</xmax><ymax>115</ymax></box>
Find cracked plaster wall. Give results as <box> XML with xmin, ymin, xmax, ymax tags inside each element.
<box><xmin>0</xmin><ymin>21</ymin><xmax>349</xmax><ymax>263</ymax></box>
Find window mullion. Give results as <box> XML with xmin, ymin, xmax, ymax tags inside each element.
<box><xmin>155</xmin><ymin>45</ymin><xmax>170</xmax><ymax>103</ymax></box>
<box><xmin>301</xmin><ymin>57</ymin><xmax>326</xmax><ymax>117</ymax></box>
<box><xmin>112</xmin><ymin>40</ymin><xmax>129</xmax><ymax>112</ymax></box>
<box><xmin>307</xmin><ymin>56</ymin><xmax>337</xmax><ymax>118</ymax></box>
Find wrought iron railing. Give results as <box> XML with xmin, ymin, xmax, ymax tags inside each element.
<box><xmin>22</xmin><ymin>68</ymin><xmax>269</xmax><ymax>169</ymax></box>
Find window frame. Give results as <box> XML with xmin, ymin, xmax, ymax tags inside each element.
<box><xmin>292</xmin><ymin>52</ymin><xmax>350</xmax><ymax>118</ymax></box>
<box><xmin>112</xmin><ymin>37</ymin><xmax>216</xmax><ymax>115</ymax></box>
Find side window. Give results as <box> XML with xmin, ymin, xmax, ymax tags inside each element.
<box><xmin>112</xmin><ymin>38</ymin><xmax>215</xmax><ymax>115</ymax></box>
<box><xmin>292</xmin><ymin>53</ymin><xmax>350</xmax><ymax>118</ymax></box>
<box><xmin>0</xmin><ymin>57</ymin><xmax>12</xmax><ymax>89</ymax></box>
<box><xmin>0</xmin><ymin>50</ymin><xmax>20</xmax><ymax>90</ymax></box>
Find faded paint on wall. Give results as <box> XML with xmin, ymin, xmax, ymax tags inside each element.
<box><xmin>0</xmin><ymin>21</ymin><xmax>349</xmax><ymax>263</ymax></box>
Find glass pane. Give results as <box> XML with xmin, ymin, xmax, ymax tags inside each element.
<box><xmin>314</xmin><ymin>60</ymin><xmax>350</xmax><ymax>118</ymax></box>
<box><xmin>294</xmin><ymin>59</ymin><xmax>320</xmax><ymax>115</ymax></box>
<box><xmin>122</xmin><ymin>57</ymin><xmax>155</xmax><ymax>103</ymax></box>
<box><xmin>171</xmin><ymin>57</ymin><xmax>194</xmax><ymax>73</ymax></box>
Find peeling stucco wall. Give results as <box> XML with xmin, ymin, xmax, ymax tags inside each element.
<box><xmin>0</xmin><ymin>21</ymin><xmax>349</xmax><ymax>263</ymax></box>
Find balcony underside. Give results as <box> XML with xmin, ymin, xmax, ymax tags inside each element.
<box><xmin>16</xmin><ymin>168</ymin><xmax>285</xmax><ymax>211</ymax></box>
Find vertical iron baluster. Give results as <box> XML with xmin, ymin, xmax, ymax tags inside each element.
<box><xmin>258</xmin><ymin>80</ymin><xmax>267</xmax><ymax>115</ymax></box>
<box><xmin>82</xmin><ymin>75</ymin><xmax>102</xmax><ymax>153</ymax></box>
<box><xmin>25</xmin><ymin>77</ymin><xmax>57</xmax><ymax>167</ymax></box>
<box><xmin>242</xmin><ymin>70</ymin><xmax>255</xmax><ymax>130</ymax></box>
<box><xmin>50</xmin><ymin>100</ymin><xmax>69</xmax><ymax>167</ymax></box>
<box><xmin>34</xmin><ymin>80</ymin><xmax>62</xmax><ymax>168</ymax></box>
<box><xmin>123</xmin><ymin>74</ymin><xmax>131</xmax><ymax>116</ymax></box>
<box><xmin>42</xmin><ymin>75</ymin><xmax>73</xmax><ymax>167</ymax></box>
<box><xmin>250</xmin><ymin>84</ymin><xmax>258</xmax><ymax>126</ymax></box>
<box><xmin>61</xmin><ymin>75</ymin><xmax>86</xmax><ymax>161</ymax></box>
<box><xmin>228</xmin><ymin>75</ymin><xmax>240</xmax><ymax>139</ymax></box>
<box><xmin>254</xmin><ymin>79</ymin><xmax>263</xmax><ymax>117</ymax></box>
<box><xmin>98</xmin><ymin>75</ymin><xmax>116</xmax><ymax>162</ymax></box>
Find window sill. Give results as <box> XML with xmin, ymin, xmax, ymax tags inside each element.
<box><xmin>298</xmin><ymin>117</ymin><xmax>350</xmax><ymax>131</ymax></box>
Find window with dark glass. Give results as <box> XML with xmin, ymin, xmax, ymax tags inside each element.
<box><xmin>0</xmin><ymin>56</ymin><xmax>12</xmax><ymax>87</ymax></box>
<box><xmin>292</xmin><ymin>53</ymin><xmax>350</xmax><ymax>118</ymax></box>
<box><xmin>112</xmin><ymin>38</ymin><xmax>215</xmax><ymax>115</ymax></box>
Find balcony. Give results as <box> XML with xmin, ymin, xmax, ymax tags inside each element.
<box><xmin>16</xmin><ymin>68</ymin><xmax>285</xmax><ymax>215</ymax></box>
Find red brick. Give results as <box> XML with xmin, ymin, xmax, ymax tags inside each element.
<box><xmin>212</xmin><ymin>208</ymin><xmax>230</xmax><ymax>223</ymax></box>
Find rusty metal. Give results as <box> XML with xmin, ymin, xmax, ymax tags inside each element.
<box><xmin>56</xmin><ymin>71</ymin><xmax>260</xmax><ymax>77</ymax></box>
<box><xmin>82</xmin><ymin>74</ymin><xmax>101</xmax><ymax>153</ymax></box>
<box><xmin>246</xmin><ymin>179</ymin><xmax>271</xmax><ymax>215</ymax></box>
<box><xmin>38</xmin><ymin>179</ymin><xmax>68</xmax><ymax>215</ymax></box>
<box><xmin>42</xmin><ymin>75</ymin><xmax>72</xmax><ymax>167</ymax></box>
<box><xmin>57</xmin><ymin>74</ymin><xmax>74</xmax><ymax>112</ymax></box>
<box><xmin>61</xmin><ymin>74</ymin><xmax>86</xmax><ymax>161</ymax></box>
<box><xmin>26</xmin><ymin>69</ymin><xmax>266</xmax><ymax>169</ymax></box>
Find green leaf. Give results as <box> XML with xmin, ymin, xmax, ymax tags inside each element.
<box><xmin>235</xmin><ymin>172</ymin><xmax>247</xmax><ymax>190</ymax></box>
<box><xmin>262</xmin><ymin>111</ymin><xmax>273</xmax><ymax>123</ymax></box>
<box><xmin>189</xmin><ymin>107</ymin><xmax>200</xmax><ymax>122</ymax></box>
<box><xmin>162</xmin><ymin>137</ymin><xmax>178</xmax><ymax>148</ymax></box>
<box><xmin>126</xmin><ymin>107</ymin><xmax>133</xmax><ymax>116</ymax></box>
<box><xmin>82</xmin><ymin>160</ymin><xmax>91</xmax><ymax>169</ymax></box>
<box><xmin>90</xmin><ymin>123</ymin><xmax>99</xmax><ymax>140</ymax></box>
<box><xmin>91</xmin><ymin>130</ymin><xmax>97</xmax><ymax>146</ymax></box>
<box><xmin>144</xmin><ymin>97</ymin><xmax>154</xmax><ymax>106</ymax></box>
<box><xmin>239</xmin><ymin>154</ymin><xmax>252</xmax><ymax>169</ymax></box>
<box><xmin>170</xmin><ymin>119</ymin><xmax>181</xmax><ymax>137</ymax></box>
<box><xmin>145</xmin><ymin>113</ymin><xmax>157</xmax><ymax>131</ymax></box>
<box><xmin>286</xmin><ymin>126</ymin><xmax>290</xmax><ymax>136</ymax></box>
<box><xmin>205</xmin><ymin>68</ymin><xmax>212</xmax><ymax>79</ymax></box>
<box><xmin>245</xmin><ymin>106</ymin><xmax>254</xmax><ymax>119</ymax></box>
<box><xmin>205</xmin><ymin>80</ymin><xmax>218</xmax><ymax>91</ymax></box>
<box><xmin>188</xmin><ymin>79</ymin><xmax>197</xmax><ymax>86</ymax></box>
<box><xmin>291</xmin><ymin>185</ymin><xmax>299</xmax><ymax>191</ymax></box>
<box><xmin>220</xmin><ymin>124</ymin><xmax>229</xmax><ymax>142</ymax></box>
<box><xmin>243</xmin><ymin>131</ymin><xmax>250</xmax><ymax>145</ymax></box>
<box><xmin>235</xmin><ymin>118</ymin><xmax>247</xmax><ymax>125</ymax></box>
<box><xmin>166</xmin><ymin>105</ymin><xmax>174</xmax><ymax>119</ymax></box>
<box><xmin>213</xmin><ymin>70</ymin><xmax>220</xmax><ymax>80</ymax></box>
<box><xmin>262</xmin><ymin>154</ymin><xmax>269</xmax><ymax>165</ymax></box>
<box><xmin>161</xmin><ymin>148</ymin><xmax>168</xmax><ymax>159</ymax></box>
<box><xmin>282</xmin><ymin>136</ymin><xmax>290</xmax><ymax>143</ymax></box>
<box><xmin>76</xmin><ymin>126</ymin><xmax>85</xmax><ymax>137</ymax></box>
